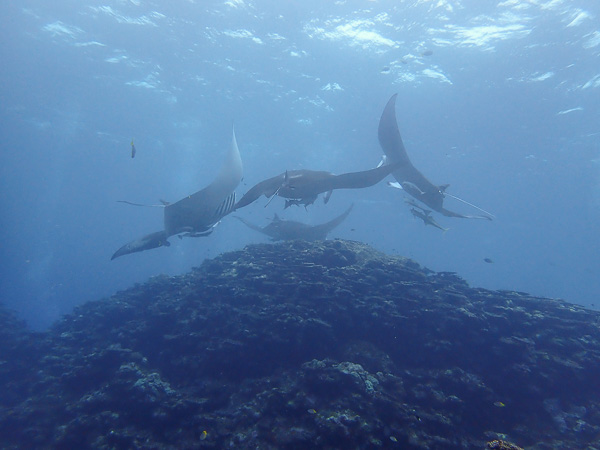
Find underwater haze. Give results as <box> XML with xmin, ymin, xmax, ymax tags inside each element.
<box><xmin>1</xmin><ymin>0</ymin><xmax>599</xmax><ymax>330</ymax></box>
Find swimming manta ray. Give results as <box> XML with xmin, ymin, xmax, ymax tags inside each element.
<box><xmin>378</xmin><ymin>94</ymin><xmax>493</xmax><ymax>220</ymax></box>
<box><xmin>234</xmin><ymin>163</ymin><xmax>399</xmax><ymax>210</ymax></box>
<box><xmin>111</xmin><ymin>129</ymin><xmax>243</xmax><ymax>260</ymax></box>
<box><xmin>235</xmin><ymin>204</ymin><xmax>354</xmax><ymax>241</ymax></box>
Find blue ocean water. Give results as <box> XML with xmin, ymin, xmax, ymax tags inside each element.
<box><xmin>1</xmin><ymin>0</ymin><xmax>599</xmax><ymax>330</ymax></box>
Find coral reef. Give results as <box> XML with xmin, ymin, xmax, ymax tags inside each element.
<box><xmin>1</xmin><ymin>240</ymin><xmax>599</xmax><ymax>448</ymax></box>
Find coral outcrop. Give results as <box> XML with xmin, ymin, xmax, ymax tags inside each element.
<box><xmin>1</xmin><ymin>240</ymin><xmax>599</xmax><ymax>448</ymax></box>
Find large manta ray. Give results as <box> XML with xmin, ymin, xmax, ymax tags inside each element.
<box><xmin>378</xmin><ymin>94</ymin><xmax>493</xmax><ymax>220</ymax></box>
<box><xmin>111</xmin><ymin>129</ymin><xmax>243</xmax><ymax>260</ymax></box>
<box><xmin>235</xmin><ymin>204</ymin><xmax>354</xmax><ymax>241</ymax></box>
<box><xmin>234</xmin><ymin>163</ymin><xmax>399</xmax><ymax>210</ymax></box>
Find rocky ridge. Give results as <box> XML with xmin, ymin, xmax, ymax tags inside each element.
<box><xmin>1</xmin><ymin>239</ymin><xmax>599</xmax><ymax>448</ymax></box>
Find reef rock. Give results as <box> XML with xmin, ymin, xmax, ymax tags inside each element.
<box><xmin>1</xmin><ymin>240</ymin><xmax>599</xmax><ymax>448</ymax></box>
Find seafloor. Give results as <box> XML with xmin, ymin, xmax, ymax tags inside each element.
<box><xmin>1</xmin><ymin>239</ymin><xmax>599</xmax><ymax>449</ymax></box>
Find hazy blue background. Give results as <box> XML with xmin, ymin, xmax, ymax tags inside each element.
<box><xmin>1</xmin><ymin>0</ymin><xmax>599</xmax><ymax>330</ymax></box>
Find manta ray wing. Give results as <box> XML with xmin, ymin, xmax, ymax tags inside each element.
<box><xmin>377</xmin><ymin>94</ymin><xmax>412</xmax><ymax>168</ymax></box>
<box><xmin>378</xmin><ymin>94</ymin><xmax>445</xmax><ymax>210</ymax></box>
<box><xmin>111</xmin><ymin>230</ymin><xmax>170</xmax><ymax>260</ymax></box>
<box><xmin>326</xmin><ymin>164</ymin><xmax>400</xmax><ymax>190</ymax></box>
<box><xmin>310</xmin><ymin>203</ymin><xmax>354</xmax><ymax>239</ymax></box>
<box><xmin>234</xmin><ymin>174</ymin><xmax>285</xmax><ymax>211</ymax></box>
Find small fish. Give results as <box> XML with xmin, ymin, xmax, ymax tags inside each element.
<box><xmin>381</xmin><ymin>66</ymin><xmax>391</xmax><ymax>74</ymax></box>
<box><xmin>494</xmin><ymin>401</ymin><xmax>505</xmax><ymax>407</ymax></box>
<box><xmin>421</xmin><ymin>49</ymin><xmax>433</xmax><ymax>56</ymax></box>
<box><xmin>484</xmin><ymin>258</ymin><xmax>494</xmax><ymax>264</ymax></box>
<box><xmin>131</xmin><ymin>139</ymin><xmax>136</xmax><ymax>158</ymax></box>
<box><xmin>307</xmin><ymin>408</ymin><xmax>317</xmax><ymax>415</ymax></box>
<box><xmin>200</xmin><ymin>430</ymin><xmax>208</xmax><ymax>440</ymax></box>
<box><xmin>390</xmin><ymin>436</ymin><xmax>398</xmax><ymax>442</ymax></box>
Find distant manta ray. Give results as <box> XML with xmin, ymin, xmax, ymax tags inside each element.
<box><xmin>111</xmin><ymin>129</ymin><xmax>243</xmax><ymax>260</ymax></box>
<box><xmin>235</xmin><ymin>204</ymin><xmax>354</xmax><ymax>241</ymax></box>
<box><xmin>234</xmin><ymin>163</ymin><xmax>399</xmax><ymax>210</ymax></box>
<box><xmin>378</xmin><ymin>94</ymin><xmax>493</xmax><ymax>220</ymax></box>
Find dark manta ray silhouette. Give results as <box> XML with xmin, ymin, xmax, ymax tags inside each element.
<box><xmin>235</xmin><ymin>204</ymin><xmax>354</xmax><ymax>241</ymax></box>
<box><xmin>111</xmin><ymin>129</ymin><xmax>243</xmax><ymax>260</ymax></box>
<box><xmin>378</xmin><ymin>94</ymin><xmax>493</xmax><ymax>220</ymax></box>
<box><xmin>234</xmin><ymin>163</ymin><xmax>399</xmax><ymax>210</ymax></box>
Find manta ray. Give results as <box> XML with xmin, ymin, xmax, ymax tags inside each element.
<box><xmin>234</xmin><ymin>163</ymin><xmax>399</xmax><ymax>210</ymax></box>
<box><xmin>378</xmin><ymin>94</ymin><xmax>493</xmax><ymax>220</ymax></box>
<box><xmin>111</xmin><ymin>129</ymin><xmax>243</xmax><ymax>260</ymax></box>
<box><xmin>235</xmin><ymin>204</ymin><xmax>354</xmax><ymax>241</ymax></box>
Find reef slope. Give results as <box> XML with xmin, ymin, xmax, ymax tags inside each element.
<box><xmin>1</xmin><ymin>240</ymin><xmax>599</xmax><ymax>448</ymax></box>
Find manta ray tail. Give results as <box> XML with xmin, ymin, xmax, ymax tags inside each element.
<box><xmin>443</xmin><ymin>192</ymin><xmax>495</xmax><ymax>219</ymax></box>
<box><xmin>264</xmin><ymin>186</ymin><xmax>281</xmax><ymax>207</ymax></box>
<box><xmin>117</xmin><ymin>200</ymin><xmax>166</xmax><ymax>208</ymax></box>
